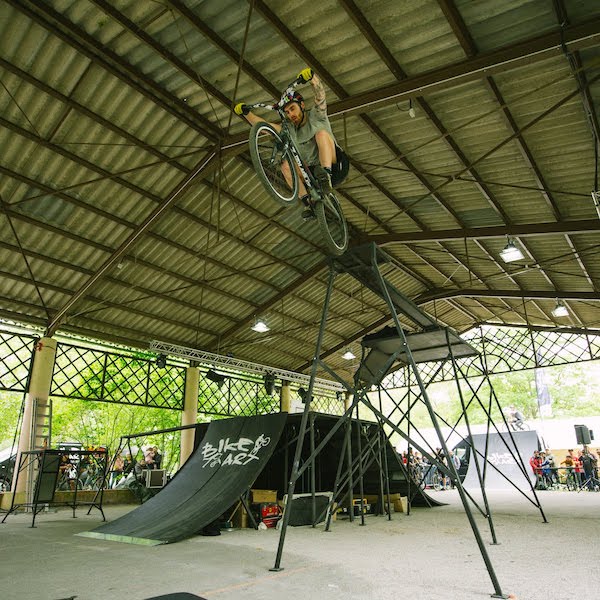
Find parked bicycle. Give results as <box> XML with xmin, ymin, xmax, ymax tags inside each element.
<box><xmin>245</xmin><ymin>78</ymin><xmax>349</xmax><ymax>256</ymax></box>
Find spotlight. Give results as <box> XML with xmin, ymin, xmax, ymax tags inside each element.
<box><xmin>155</xmin><ymin>354</ymin><xmax>167</xmax><ymax>369</ymax></box>
<box><xmin>251</xmin><ymin>319</ymin><xmax>269</xmax><ymax>333</ymax></box>
<box><xmin>336</xmin><ymin>391</ymin><xmax>345</xmax><ymax>403</ymax></box>
<box><xmin>263</xmin><ymin>373</ymin><xmax>276</xmax><ymax>396</ymax></box>
<box><xmin>500</xmin><ymin>238</ymin><xmax>524</xmax><ymax>263</ymax></box>
<box><xmin>551</xmin><ymin>300</ymin><xmax>569</xmax><ymax>317</ymax></box>
<box><xmin>297</xmin><ymin>387</ymin><xmax>313</xmax><ymax>403</ymax></box>
<box><xmin>206</xmin><ymin>369</ymin><xmax>227</xmax><ymax>388</ymax></box>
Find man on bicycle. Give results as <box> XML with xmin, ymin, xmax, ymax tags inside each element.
<box><xmin>234</xmin><ymin>68</ymin><xmax>350</xmax><ymax>219</ymax></box>
<box><xmin>508</xmin><ymin>405</ymin><xmax>525</xmax><ymax>430</ymax></box>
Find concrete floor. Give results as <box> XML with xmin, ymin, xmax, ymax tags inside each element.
<box><xmin>1</xmin><ymin>489</ymin><xmax>599</xmax><ymax>600</ymax></box>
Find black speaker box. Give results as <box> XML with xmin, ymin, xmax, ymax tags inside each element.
<box><xmin>574</xmin><ymin>424</ymin><xmax>592</xmax><ymax>445</ymax></box>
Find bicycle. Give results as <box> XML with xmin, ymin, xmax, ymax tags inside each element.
<box><xmin>245</xmin><ymin>78</ymin><xmax>349</xmax><ymax>256</ymax></box>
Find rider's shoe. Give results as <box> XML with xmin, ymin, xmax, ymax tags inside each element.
<box><xmin>300</xmin><ymin>194</ymin><xmax>316</xmax><ymax>220</ymax></box>
<box><xmin>314</xmin><ymin>165</ymin><xmax>333</xmax><ymax>194</ymax></box>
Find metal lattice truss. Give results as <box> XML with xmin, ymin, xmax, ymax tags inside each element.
<box><xmin>150</xmin><ymin>340</ymin><xmax>345</xmax><ymax>392</ymax></box>
<box><xmin>0</xmin><ymin>330</ymin><xmax>36</xmax><ymax>392</ymax></box>
<box><xmin>383</xmin><ymin>324</ymin><xmax>600</xmax><ymax>388</ymax></box>
<box><xmin>51</xmin><ymin>343</ymin><xmax>185</xmax><ymax>410</ymax></box>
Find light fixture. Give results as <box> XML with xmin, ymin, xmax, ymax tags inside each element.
<box><xmin>551</xmin><ymin>300</ymin><xmax>569</xmax><ymax>317</ymax></box>
<box><xmin>297</xmin><ymin>387</ymin><xmax>312</xmax><ymax>403</ymax></box>
<box><xmin>263</xmin><ymin>373</ymin><xmax>276</xmax><ymax>395</ymax></box>
<box><xmin>206</xmin><ymin>369</ymin><xmax>227</xmax><ymax>388</ymax></box>
<box><xmin>408</xmin><ymin>98</ymin><xmax>416</xmax><ymax>119</ymax></box>
<box><xmin>499</xmin><ymin>238</ymin><xmax>524</xmax><ymax>263</ymax></box>
<box><xmin>251</xmin><ymin>319</ymin><xmax>270</xmax><ymax>333</ymax></box>
<box><xmin>155</xmin><ymin>354</ymin><xmax>167</xmax><ymax>369</ymax></box>
<box><xmin>342</xmin><ymin>348</ymin><xmax>356</xmax><ymax>360</ymax></box>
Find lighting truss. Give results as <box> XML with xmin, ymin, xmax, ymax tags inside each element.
<box><xmin>149</xmin><ymin>340</ymin><xmax>345</xmax><ymax>393</ymax></box>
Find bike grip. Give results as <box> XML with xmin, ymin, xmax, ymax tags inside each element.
<box><xmin>298</xmin><ymin>67</ymin><xmax>313</xmax><ymax>82</ymax></box>
<box><xmin>234</xmin><ymin>102</ymin><xmax>250</xmax><ymax>116</ymax></box>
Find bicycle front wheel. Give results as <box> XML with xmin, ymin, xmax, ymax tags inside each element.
<box><xmin>249</xmin><ymin>122</ymin><xmax>298</xmax><ymax>206</ymax></box>
<box><xmin>315</xmin><ymin>191</ymin><xmax>348</xmax><ymax>256</ymax></box>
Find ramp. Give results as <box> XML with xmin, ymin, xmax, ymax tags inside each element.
<box><xmin>80</xmin><ymin>413</ymin><xmax>287</xmax><ymax>544</ymax></box>
<box><xmin>457</xmin><ymin>430</ymin><xmax>539</xmax><ymax>490</ymax></box>
<box><xmin>248</xmin><ymin>413</ymin><xmax>444</xmax><ymax>508</ymax></box>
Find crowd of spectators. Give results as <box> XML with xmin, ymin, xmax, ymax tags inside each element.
<box><xmin>529</xmin><ymin>446</ymin><xmax>599</xmax><ymax>491</ymax></box>
<box><xmin>400</xmin><ymin>447</ymin><xmax>461</xmax><ymax>490</ymax></box>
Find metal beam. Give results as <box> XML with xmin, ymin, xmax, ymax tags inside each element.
<box><xmin>45</xmin><ymin>150</ymin><xmax>219</xmax><ymax>336</ymax></box>
<box><xmin>149</xmin><ymin>340</ymin><xmax>345</xmax><ymax>392</ymax></box>
<box><xmin>328</xmin><ymin>17</ymin><xmax>600</xmax><ymax>118</ymax></box>
<box><xmin>417</xmin><ymin>288</ymin><xmax>600</xmax><ymax>303</ymax></box>
<box><xmin>364</xmin><ymin>219</ymin><xmax>600</xmax><ymax>244</ymax></box>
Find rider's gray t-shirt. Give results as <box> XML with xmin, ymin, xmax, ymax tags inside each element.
<box><xmin>289</xmin><ymin>108</ymin><xmax>337</xmax><ymax>166</ymax></box>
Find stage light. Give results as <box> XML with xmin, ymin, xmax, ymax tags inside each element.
<box><xmin>500</xmin><ymin>238</ymin><xmax>524</xmax><ymax>263</ymax></box>
<box><xmin>155</xmin><ymin>354</ymin><xmax>167</xmax><ymax>368</ymax></box>
<box><xmin>206</xmin><ymin>369</ymin><xmax>227</xmax><ymax>388</ymax></box>
<box><xmin>551</xmin><ymin>300</ymin><xmax>568</xmax><ymax>317</ymax></box>
<box><xmin>264</xmin><ymin>373</ymin><xmax>276</xmax><ymax>395</ymax></box>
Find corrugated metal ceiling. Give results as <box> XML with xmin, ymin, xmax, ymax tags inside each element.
<box><xmin>1</xmin><ymin>0</ymin><xmax>600</xmax><ymax>381</ymax></box>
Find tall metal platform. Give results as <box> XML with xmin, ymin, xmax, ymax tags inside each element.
<box><xmin>271</xmin><ymin>243</ymin><xmax>546</xmax><ymax>599</ymax></box>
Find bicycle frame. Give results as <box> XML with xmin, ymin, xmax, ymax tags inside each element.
<box><xmin>249</xmin><ymin>81</ymin><xmax>323</xmax><ymax>204</ymax></box>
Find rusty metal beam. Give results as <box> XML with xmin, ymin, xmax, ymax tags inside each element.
<box><xmin>417</xmin><ymin>288</ymin><xmax>600</xmax><ymax>303</ymax></box>
<box><xmin>365</xmin><ymin>219</ymin><xmax>600</xmax><ymax>245</ymax></box>
<box><xmin>45</xmin><ymin>150</ymin><xmax>220</xmax><ymax>335</ymax></box>
<box><xmin>328</xmin><ymin>16</ymin><xmax>600</xmax><ymax>118</ymax></box>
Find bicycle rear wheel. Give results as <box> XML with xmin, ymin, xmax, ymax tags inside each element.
<box><xmin>314</xmin><ymin>191</ymin><xmax>348</xmax><ymax>256</ymax></box>
<box><xmin>249</xmin><ymin>122</ymin><xmax>298</xmax><ymax>206</ymax></box>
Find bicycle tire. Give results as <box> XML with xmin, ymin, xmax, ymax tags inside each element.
<box><xmin>314</xmin><ymin>190</ymin><xmax>348</xmax><ymax>256</ymax></box>
<box><xmin>249</xmin><ymin>122</ymin><xmax>298</xmax><ymax>206</ymax></box>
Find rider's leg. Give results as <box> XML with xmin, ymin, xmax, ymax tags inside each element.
<box><xmin>313</xmin><ymin>130</ymin><xmax>336</xmax><ymax>193</ymax></box>
<box><xmin>314</xmin><ymin>129</ymin><xmax>336</xmax><ymax>169</ymax></box>
<box><xmin>281</xmin><ymin>158</ymin><xmax>314</xmax><ymax>219</ymax></box>
<box><xmin>281</xmin><ymin>159</ymin><xmax>307</xmax><ymax>197</ymax></box>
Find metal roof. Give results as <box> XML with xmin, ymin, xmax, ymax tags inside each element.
<box><xmin>1</xmin><ymin>0</ymin><xmax>600</xmax><ymax>381</ymax></box>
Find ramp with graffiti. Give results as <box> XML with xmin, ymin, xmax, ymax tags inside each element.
<box><xmin>457</xmin><ymin>430</ymin><xmax>540</xmax><ymax>490</ymax></box>
<box><xmin>80</xmin><ymin>413</ymin><xmax>287</xmax><ymax>544</ymax></box>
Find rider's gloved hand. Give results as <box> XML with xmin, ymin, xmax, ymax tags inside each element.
<box><xmin>234</xmin><ymin>102</ymin><xmax>251</xmax><ymax>116</ymax></box>
<box><xmin>297</xmin><ymin>67</ymin><xmax>313</xmax><ymax>83</ymax></box>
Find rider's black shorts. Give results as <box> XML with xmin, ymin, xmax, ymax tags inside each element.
<box><xmin>310</xmin><ymin>146</ymin><xmax>350</xmax><ymax>187</ymax></box>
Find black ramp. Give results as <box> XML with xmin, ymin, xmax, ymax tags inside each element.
<box><xmin>461</xmin><ymin>430</ymin><xmax>539</xmax><ymax>490</ymax></box>
<box><xmin>81</xmin><ymin>413</ymin><xmax>287</xmax><ymax>544</ymax></box>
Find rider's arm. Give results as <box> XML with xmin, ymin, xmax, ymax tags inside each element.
<box><xmin>234</xmin><ymin>103</ymin><xmax>281</xmax><ymax>131</ymax></box>
<box><xmin>310</xmin><ymin>73</ymin><xmax>327</xmax><ymax>116</ymax></box>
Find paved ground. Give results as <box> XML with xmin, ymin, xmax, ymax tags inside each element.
<box><xmin>1</xmin><ymin>488</ymin><xmax>599</xmax><ymax>600</ymax></box>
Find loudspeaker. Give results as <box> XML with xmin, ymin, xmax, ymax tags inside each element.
<box><xmin>574</xmin><ymin>424</ymin><xmax>592</xmax><ymax>445</ymax></box>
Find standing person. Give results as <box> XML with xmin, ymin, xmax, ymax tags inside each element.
<box><xmin>529</xmin><ymin>450</ymin><xmax>542</xmax><ymax>488</ymax></box>
<box><xmin>234</xmin><ymin>68</ymin><xmax>350</xmax><ymax>219</ymax></box>
<box><xmin>144</xmin><ymin>447</ymin><xmax>156</xmax><ymax>470</ymax></box>
<box><xmin>580</xmin><ymin>446</ymin><xmax>598</xmax><ymax>490</ymax></box>
<box><xmin>544</xmin><ymin>448</ymin><xmax>557</xmax><ymax>485</ymax></box>
<box><xmin>449</xmin><ymin>450</ymin><xmax>461</xmax><ymax>489</ymax></box>
<box><xmin>152</xmin><ymin>447</ymin><xmax>162</xmax><ymax>470</ymax></box>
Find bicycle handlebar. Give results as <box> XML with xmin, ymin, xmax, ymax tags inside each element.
<box><xmin>247</xmin><ymin>78</ymin><xmax>305</xmax><ymax>112</ymax></box>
